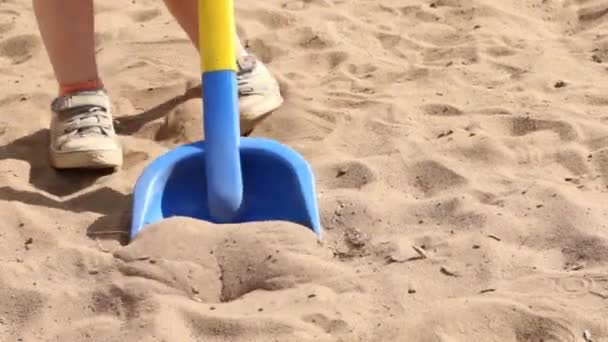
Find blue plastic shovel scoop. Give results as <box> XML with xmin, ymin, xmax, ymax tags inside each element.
<box><xmin>129</xmin><ymin>0</ymin><xmax>321</xmax><ymax>240</ymax></box>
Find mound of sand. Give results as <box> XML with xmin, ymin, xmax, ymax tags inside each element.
<box><xmin>1</xmin><ymin>0</ymin><xmax>608</xmax><ymax>340</ymax></box>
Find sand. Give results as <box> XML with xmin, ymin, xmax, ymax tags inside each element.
<box><xmin>1</xmin><ymin>0</ymin><xmax>608</xmax><ymax>340</ymax></box>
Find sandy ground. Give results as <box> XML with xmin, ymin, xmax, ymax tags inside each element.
<box><xmin>1</xmin><ymin>0</ymin><xmax>608</xmax><ymax>341</ymax></box>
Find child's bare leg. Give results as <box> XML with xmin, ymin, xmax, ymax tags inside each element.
<box><xmin>33</xmin><ymin>0</ymin><xmax>102</xmax><ymax>93</ymax></box>
<box><xmin>33</xmin><ymin>0</ymin><xmax>121</xmax><ymax>169</ymax></box>
<box><xmin>162</xmin><ymin>0</ymin><xmax>247</xmax><ymax>57</ymax></box>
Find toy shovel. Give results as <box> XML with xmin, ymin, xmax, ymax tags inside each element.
<box><xmin>129</xmin><ymin>0</ymin><xmax>322</xmax><ymax>240</ymax></box>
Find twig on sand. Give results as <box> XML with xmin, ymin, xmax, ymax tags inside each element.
<box><xmin>487</xmin><ymin>234</ymin><xmax>501</xmax><ymax>242</ymax></box>
<box><xmin>385</xmin><ymin>255</ymin><xmax>407</xmax><ymax>264</ymax></box>
<box><xmin>590</xmin><ymin>291</ymin><xmax>608</xmax><ymax>299</ymax></box>
<box><xmin>385</xmin><ymin>245</ymin><xmax>429</xmax><ymax>264</ymax></box>
<box><xmin>440</xmin><ymin>266</ymin><xmax>459</xmax><ymax>277</ymax></box>
<box><xmin>412</xmin><ymin>246</ymin><xmax>428</xmax><ymax>259</ymax></box>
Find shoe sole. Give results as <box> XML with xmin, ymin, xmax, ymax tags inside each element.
<box><xmin>239</xmin><ymin>95</ymin><xmax>284</xmax><ymax>135</ymax></box>
<box><xmin>50</xmin><ymin>149</ymin><xmax>123</xmax><ymax>170</ymax></box>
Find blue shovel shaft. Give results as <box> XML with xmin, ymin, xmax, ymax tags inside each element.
<box><xmin>199</xmin><ymin>0</ymin><xmax>243</xmax><ymax>223</ymax></box>
<box><xmin>202</xmin><ymin>70</ymin><xmax>243</xmax><ymax>222</ymax></box>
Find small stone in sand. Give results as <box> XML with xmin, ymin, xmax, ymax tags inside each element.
<box><xmin>554</xmin><ymin>80</ymin><xmax>567</xmax><ymax>88</ymax></box>
<box><xmin>583</xmin><ymin>329</ymin><xmax>593</xmax><ymax>342</ymax></box>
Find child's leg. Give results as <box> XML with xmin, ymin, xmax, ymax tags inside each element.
<box><xmin>33</xmin><ymin>0</ymin><xmax>102</xmax><ymax>94</ymax></box>
<box><xmin>162</xmin><ymin>0</ymin><xmax>247</xmax><ymax>57</ymax></box>
<box><xmin>34</xmin><ymin>0</ymin><xmax>121</xmax><ymax>169</ymax></box>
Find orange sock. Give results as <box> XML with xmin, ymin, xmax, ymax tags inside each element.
<box><xmin>59</xmin><ymin>79</ymin><xmax>104</xmax><ymax>97</ymax></box>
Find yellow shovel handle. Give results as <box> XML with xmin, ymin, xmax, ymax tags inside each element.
<box><xmin>198</xmin><ymin>0</ymin><xmax>237</xmax><ymax>73</ymax></box>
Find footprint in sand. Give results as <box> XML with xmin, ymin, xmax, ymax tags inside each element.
<box><xmin>559</xmin><ymin>231</ymin><xmax>608</xmax><ymax>268</ymax></box>
<box><xmin>89</xmin><ymin>285</ymin><xmax>152</xmax><ymax>320</ymax></box>
<box><xmin>182</xmin><ymin>312</ymin><xmax>299</xmax><ymax>340</ymax></box>
<box><xmin>554</xmin><ymin>148</ymin><xmax>590</xmax><ymax>176</ymax></box>
<box><xmin>317</xmin><ymin>160</ymin><xmax>375</xmax><ymax>190</ymax></box>
<box><xmin>295</xmin><ymin>27</ymin><xmax>333</xmax><ymax>50</ymax></box>
<box><xmin>410</xmin><ymin>160</ymin><xmax>467</xmax><ymax>197</ymax></box>
<box><xmin>591</xmin><ymin>149</ymin><xmax>608</xmax><ymax>186</ymax></box>
<box><xmin>563</xmin><ymin>1</ymin><xmax>608</xmax><ymax>33</ymax></box>
<box><xmin>509</xmin><ymin>116</ymin><xmax>578</xmax><ymax>141</ymax></box>
<box><xmin>422</xmin><ymin>103</ymin><xmax>463</xmax><ymax>116</ymax></box>
<box><xmin>0</xmin><ymin>34</ymin><xmax>41</xmax><ymax>65</ymax></box>
<box><xmin>0</xmin><ymin>283</ymin><xmax>46</xmax><ymax>337</ymax></box>
<box><xmin>322</xmin><ymin>50</ymin><xmax>351</xmax><ymax>70</ymax></box>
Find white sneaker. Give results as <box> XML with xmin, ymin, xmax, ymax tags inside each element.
<box><xmin>237</xmin><ymin>55</ymin><xmax>284</xmax><ymax>133</ymax></box>
<box><xmin>49</xmin><ymin>90</ymin><xmax>123</xmax><ymax>169</ymax></box>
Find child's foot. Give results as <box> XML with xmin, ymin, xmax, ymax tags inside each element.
<box><xmin>49</xmin><ymin>90</ymin><xmax>123</xmax><ymax>169</ymax></box>
<box><xmin>237</xmin><ymin>55</ymin><xmax>284</xmax><ymax>134</ymax></box>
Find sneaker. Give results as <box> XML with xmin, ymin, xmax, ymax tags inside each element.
<box><xmin>237</xmin><ymin>55</ymin><xmax>284</xmax><ymax>133</ymax></box>
<box><xmin>49</xmin><ymin>90</ymin><xmax>123</xmax><ymax>169</ymax></box>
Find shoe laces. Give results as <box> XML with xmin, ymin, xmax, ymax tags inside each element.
<box><xmin>62</xmin><ymin>106</ymin><xmax>113</xmax><ymax>136</ymax></box>
<box><xmin>237</xmin><ymin>55</ymin><xmax>267</xmax><ymax>96</ymax></box>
